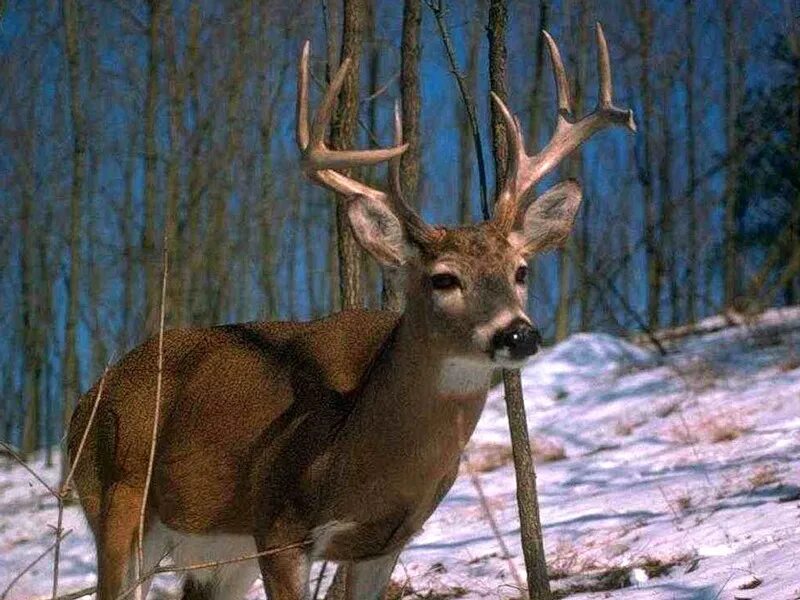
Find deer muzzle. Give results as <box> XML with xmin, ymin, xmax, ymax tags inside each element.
<box><xmin>490</xmin><ymin>320</ymin><xmax>542</xmax><ymax>361</ymax></box>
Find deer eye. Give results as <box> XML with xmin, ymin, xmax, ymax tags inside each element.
<box><xmin>430</xmin><ymin>273</ymin><xmax>461</xmax><ymax>291</ymax></box>
<box><xmin>515</xmin><ymin>265</ymin><xmax>528</xmax><ymax>285</ymax></box>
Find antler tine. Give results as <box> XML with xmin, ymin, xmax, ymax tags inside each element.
<box><xmin>542</xmin><ymin>30</ymin><xmax>572</xmax><ymax>124</ymax></box>
<box><xmin>389</xmin><ymin>101</ymin><xmax>437</xmax><ymax>244</ymax></box>
<box><xmin>490</xmin><ymin>92</ymin><xmax>524</xmax><ymax>231</ymax></box>
<box><xmin>389</xmin><ymin>100</ymin><xmax>403</xmax><ymax>199</ymax></box>
<box><xmin>594</xmin><ymin>23</ymin><xmax>637</xmax><ymax>131</ymax></box>
<box><xmin>308</xmin><ymin>56</ymin><xmax>352</xmax><ymax>150</ymax></box>
<box><xmin>296</xmin><ymin>41</ymin><xmax>409</xmax><ymax>203</ymax></box>
<box><xmin>490</xmin><ymin>24</ymin><xmax>636</xmax><ymax>233</ymax></box>
<box><xmin>296</xmin><ymin>41</ymin><xmax>311</xmax><ymax>151</ymax></box>
<box><xmin>596</xmin><ymin>23</ymin><xmax>613</xmax><ymax>108</ymax></box>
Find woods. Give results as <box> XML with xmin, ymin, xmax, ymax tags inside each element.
<box><xmin>1</xmin><ymin>0</ymin><xmax>798</xmax><ymax>467</ymax></box>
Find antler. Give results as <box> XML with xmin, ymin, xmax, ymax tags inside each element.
<box><xmin>297</xmin><ymin>41</ymin><xmax>436</xmax><ymax>245</ymax></box>
<box><xmin>491</xmin><ymin>23</ymin><xmax>636</xmax><ymax>232</ymax></box>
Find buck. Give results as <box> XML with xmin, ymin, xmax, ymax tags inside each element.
<box><xmin>68</xmin><ymin>24</ymin><xmax>634</xmax><ymax>600</ymax></box>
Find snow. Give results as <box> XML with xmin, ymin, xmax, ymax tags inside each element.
<box><xmin>3</xmin><ymin>307</ymin><xmax>800</xmax><ymax>599</ymax></box>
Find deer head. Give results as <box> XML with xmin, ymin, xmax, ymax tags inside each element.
<box><xmin>297</xmin><ymin>24</ymin><xmax>635</xmax><ymax>369</ymax></box>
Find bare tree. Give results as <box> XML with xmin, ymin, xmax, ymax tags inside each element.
<box><xmin>60</xmin><ymin>0</ymin><xmax>86</xmax><ymax>465</ymax></box>
<box><xmin>723</xmin><ymin>0</ymin><xmax>743</xmax><ymax>309</ymax></box>
<box><xmin>458</xmin><ymin>6</ymin><xmax>482</xmax><ymax>225</ymax></box>
<box><xmin>331</xmin><ymin>0</ymin><xmax>368</xmax><ymax>310</ymax></box>
<box><xmin>142</xmin><ymin>0</ymin><xmax>163</xmax><ymax>333</ymax></box>
<box><xmin>488</xmin><ymin>2</ymin><xmax>551</xmax><ymax>598</ymax></box>
<box><xmin>684</xmin><ymin>0</ymin><xmax>698</xmax><ymax>323</ymax></box>
<box><xmin>383</xmin><ymin>0</ymin><xmax>423</xmax><ymax>311</ymax></box>
<box><xmin>636</xmin><ymin>0</ymin><xmax>661</xmax><ymax>329</ymax></box>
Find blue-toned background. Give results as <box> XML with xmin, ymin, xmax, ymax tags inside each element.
<box><xmin>1</xmin><ymin>0</ymin><xmax>798</xmax><ymax>453</ymax></box>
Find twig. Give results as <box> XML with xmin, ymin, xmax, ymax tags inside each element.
<box><xmin>568</xmin><ymin>245</ymin><xmax>668</xmax><ymax>356</ymax></box>
<box><xmin>53</xmin><ymin>367</ymin><xmax>108</xmax><ymax>600</ymax></box>
<box><xmin>0</xmin><ymin>530</ymin><xmax>72</xmax><ymax>600</ymax></box>
<box><xmin>0</xmin><ymin>441</ymin><xmax>58</xmax><ymax>497</ymax></box>
<box><xmin>457</xmin><ymin>413</ymin><xmax>524</xmax><ymax>592</ymax></box>
<box><xmin>117</xmin><ymin>540</ymin><xmax>311</xmax><ymax>600</ymax></box>
<box><xmin>312</xmin><ymin>559</ymin><xmax>329</xmax><ymax>599</ymax></box>
<box><xmin>424</xmin><ymin>0</ymin><xmax>489</xmax><ymax>219</ymax></box>
<box><xmin>31</xmin><ymin>586</ymin><xmax>96</xmax><ymax>600</ymax></box>
<box><xmin>463</xmin><ymin>454</ymin><xmax>525</xmax><ymax>591</ymax></box>
<box><xmin>34</xmin><ymin>540</ymin><xmax>312</xmax><ymax>600</ymax></box>
<box><xmin>360</xmin><ymin>71</ymin><xmax>399</xmax><ymax>104</ymax></box>
<box><xmin>136</xmin><ymin>232</ymin><xmax>169</xmax><ymax>598</ymax></box>
<box><xmin>1</xmin><ymin>363</ymin><xmax>109</xmax><ymax>600</ymax></box>
<box><xmin>62</xmin><ymin>368</ymin><xmax>108</xmax><ymax>490</ymax></box>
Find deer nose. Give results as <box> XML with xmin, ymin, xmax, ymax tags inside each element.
<box><xmin>491</xmin><ymin>320</ymin><xmax>542</xmax><ymax>360</ymax></box>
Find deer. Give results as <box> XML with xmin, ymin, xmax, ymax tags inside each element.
<box><xmin>66</xmin><ymin>24</ymin><xmax>635</xmax><ymax>600</ymax></box>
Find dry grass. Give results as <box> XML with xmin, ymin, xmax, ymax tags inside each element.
<box><xmin>531</xmin><ymin>436</ymin><xmax>567</xmax><ymax>463</ymax></box>
<box><xmin>673</xmin><ymin>357</ymin><xmax>722</xmax><ymax>393</ymax></box>
<box><xmin>614</xmin><ymin>420</ymin><xmax>634</xmax><ymax>436</ymax></box>
<box><xmin>654</xmin><ymin>399</ymin><xmax>681</xmax><ymax>418</ymax></box>
<box><xmin>614</xmin><ymin>413</ymin><xmax>647</xmax><ymax>437</ymax></box>
<box><xmin>551</xmin><ymin>553</ymin><xmax>694</xmax><ymax>599</ymax></box>
<box><xmin>466</xmin><ymin>437</ymin><xmax>567</xmax><ymax>472</ymax></box>
<box><xmin>777</xmin><ymin>353</ymin><xmax>800</xmax><ymax>373</ymax></box>
<box><xmin>548</xmin><ymin>538</ymin><xmax>600</xmax><ymax>580</ymax></box>
<box><xmin>385</xmin><ymin>580</ymin><xmax>468</xmax><ymax>599</ymax></box>
<box><xmin>666</xmin><ymin>411</ymin><xmax>750</xmax><ymax>444</ymax></box>
<box><xmin>748</xmin><ymin>464</ymin><xmax>781</xmax><ymax>490</ymax></box>
<box><xmin>466</xmin><ymin>442</ymin><xmax>513</xmax><ymax>473</ymax></box>
<box><xmin>659</xmin><ymin>486</ymin><xmax>695</xmax><ymax>520</ymax></box>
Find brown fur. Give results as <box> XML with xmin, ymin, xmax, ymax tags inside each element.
<box><xmin>67</xmin><ymin>224</ymin><xmax>547</xmax><ymax>600</ymax></box>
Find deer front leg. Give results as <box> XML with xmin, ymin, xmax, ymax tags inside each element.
<box><xmin>346</xmin><ymin>551</ymin><xmax>401</xmax><ymax>600</ymax></box>
<box><xmin>256</xmin><ymin>542</ymin><xmax>311</xmax><ymax>600</ymax></box>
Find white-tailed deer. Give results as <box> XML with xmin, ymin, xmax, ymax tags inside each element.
<box><xmin>67</xmin><ymin>25</ymin><xmax>634</xmax><ymax>600</ymax></box>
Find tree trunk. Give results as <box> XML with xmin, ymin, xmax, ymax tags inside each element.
<box><xmin>723</xmin><ymin>0</ymin><xmax>741</xmax><ymax>309</ymax></box>
<box><xmin>382</xmin><ymin>0</ymin><xmax>423</xmax><ymax>312</ymax></box>
<box><xmin>142</xmin><ymin>0</ymin><xmax>162</xmax><ymax>334</ymax></box>
<box><xmin>330</xmin><ymin>0</ymin><xmax>366</xmax><ymax>310</ymax></box>
<box><xmin>61</xmin><ymin>0</ymin><xmax>86</xmax><ymax>467</ymax></box>
<box><xmin>685</xmin><ymin>0</ymin><xmax>698</xmax><ymax>323</ymax></box>
<box><xmin>163</xmin><ymin>0</ymin><xmax>187</xmax><ymax>324</ymax></box>
<box><xmin>325</xmin><ymin>1</ymin><xmax>368</xmax><ymax>595</ymax></box>
<box><xmin>458</xmin><ymin>8</ymin><xmax>481</xmax><ymax>225</ymax></box>
<box><xmin>183</xmin><ymin>3</ymin><xmax>204</xmax><ymax>323</ymax></box>
<box><xmin>400</xmin><ymin>0</ymin><xmax>422</xmax><ymax>204</ymax></box>
<box><xmin>488</xmin><ymin>2</ymin><xmax>551</xmax><ymax>598</ymax></box>
<box><xmin>638</xmin><ymin>1</ymin><xmax>661</xmax><ymax>329</ymax></box>
<box><xmin>20</xmin><ymin>146</ymin><xmax>40</xmax><ymax>457</ymax></box>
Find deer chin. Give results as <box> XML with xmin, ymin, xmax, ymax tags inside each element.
<box><xmin>490</xmin><ymin>350</ymin><xmax>531</xmax><ymax>370</ymax></box>
<box><xmin>437</xmin><ymin>356</ymin><xmax>494</xmax><ymax>395</ymax></box>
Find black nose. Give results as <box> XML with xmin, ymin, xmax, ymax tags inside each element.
<box><xmin>491</xmin><ymin>320</ymin><xmax>542</xmax><ymax>360</ymax></box>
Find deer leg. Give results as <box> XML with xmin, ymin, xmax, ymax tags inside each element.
<box><xmin>256</xmin><ymin>542</ymin><xmax>311</xmax><ymax>600</ymax></box>
<box><xmin>345</xmin><ymin>551</ymin><xmax>400</xmax><ymax>600</ymax></box>
<box><xmin>96</xmin><ymin>482</ymin><xmax>144</xmax><ymax>600</ymax></box>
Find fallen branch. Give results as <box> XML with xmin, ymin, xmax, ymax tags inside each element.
<box><xmin>29</xmin><ymin>539</ymin><xmax>312</xmax><ymax>600</ymax></box>
<box><xmin>54</xmin><ymin>368</ymin><xmax>108</xmax><ymax>600</ymax></box>
<box><xmin>463</xmin><ymin>453</ymin><xmax>524</xmax><ymax>591</ymax></box>
<box><xmin>117</xmin><ymin>540</ymin><xmax>311</xmax><ymax>600</ymax></box>
<box><xmin>0</xmin><ymin>363</ymin><xmax>108</xmax><ymax>600</ymax></box>
<box><xmin>0</xmin><ymin>530</ymin><xmax>73</xmax><ymax>600</ymax></box>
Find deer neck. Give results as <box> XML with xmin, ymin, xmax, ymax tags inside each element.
<box><xmin>349</xmin><ymin>311</ymin><xmax>494</xmax><ymax>459</ymax></box>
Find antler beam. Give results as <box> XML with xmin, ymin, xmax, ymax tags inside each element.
<box><xmin>491</xmin><ymin>23</ymin><xmax>637</xmax><ymax>232</ymax></box>
<box><xmin>296</xmin><ymin>41</ymin><xmax>407</xmax><ymax>199</ymax></box>
<box><xmin>296</xmin><ymin>41</ymin><xmax>436</xmax><ymax>244</ymax></box>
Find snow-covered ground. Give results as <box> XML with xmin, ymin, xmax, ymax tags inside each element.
<box><xmin>3</xmin><ymin>307</ymin><xmax>800</xmax><ymax>599</ymax></box>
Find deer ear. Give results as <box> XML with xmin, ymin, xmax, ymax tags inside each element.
<box><xmin>347</xmin><ymin>195</ymin><xmax>410</xmax><ymax>267</ymax></box>
<box><xmin>513</xmin><ymin>180</ymin><xmax>583</xmax><ymax>256</ymax></box>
